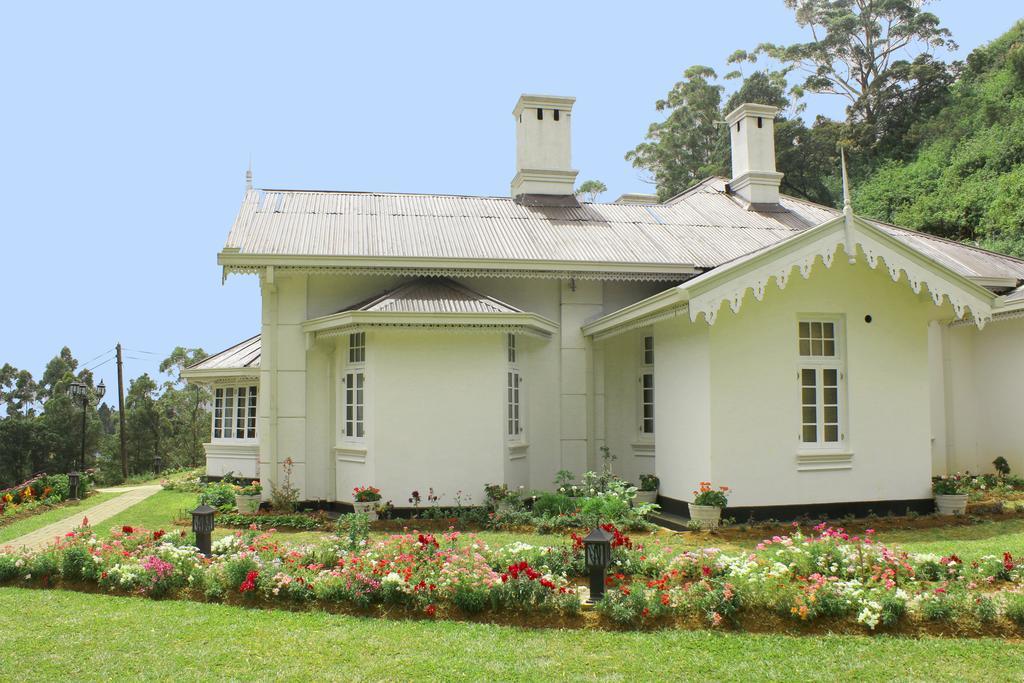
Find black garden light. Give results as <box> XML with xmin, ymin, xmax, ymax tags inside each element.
<box><xmin>68</xmin><ymin>470</ymin><xmax>81</xmax><ymax>501</ymax></box>
<box><xmin>191</xmin><ymin>504</ymin><xmax>216</xmax><ymax>556</ymax></box>
<box><xmin>154</xmin><ymin>454</ymin><xmax>163</xmax><ymax>475</ymax></box>
<box><xmin>583</xmin><ymin>526</ymin><xmax>613</xmax><ymax>603</ymax></box>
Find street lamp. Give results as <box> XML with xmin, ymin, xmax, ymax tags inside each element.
<box><xmin>66</xmin><ymin>380</ymin><xmax>105</xmax><ymax>495</ymax></box>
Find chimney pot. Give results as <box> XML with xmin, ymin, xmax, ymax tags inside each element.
<box><xmin>511</xmin><ymin>94</ymin><xmax>578</xmax><ymax>198</ymax></box>
<box><xmin>724</xmin><ymin>103</ymin><xmax>783</xmax><ymax>206</ymax></box>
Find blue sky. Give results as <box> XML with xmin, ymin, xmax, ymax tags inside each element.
<box><xmin>2</xmin><ymin>1</ymin><xmax>1020</xmax><ymax>400</ymax></box>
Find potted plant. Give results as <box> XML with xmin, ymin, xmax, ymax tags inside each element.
<box><xmin>933</xmin><ymin>472</ymin><xmax>970</xmax><ymax>515</ymax></box>
<box><xmin>234</xmin><ymin>481</ymin><xmax>262</xmax><ymax>514</ymax></box>
<box><xmin>688</xmin><ymin>481</ymin><xmax>730</xmax><ymax>529</ymax></box>
<box><xmin>353</xmin><ymin>486</ymin><xmax>382</xmax><ymax>520</ymax></box>
<box><xmin>635</xmin><ymin>473</ymin><xmax>659</xmax><ymax>505</ymax></box>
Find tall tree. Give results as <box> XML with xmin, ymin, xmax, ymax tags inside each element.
<box><xmin>159</xmin><ymin>347</ymin><xmax>211</xmax><ymax>468</ymax></box>
<box><xmin>626</xmin><ymin>65</ymin><xmax>724</xmax><ymax>201</ymax></box>
<box><xmin>754</xmin><ymin>0</ymin><xmax>956</xmax><ymax>128</ymax></box>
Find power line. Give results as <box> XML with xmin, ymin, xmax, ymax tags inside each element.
<box><xmin>83</xmin><ymin>353</ymin><xmax>117</xmax><ymax>371</ymax></box>
<box><xmin>123</xmin><ymin>348</ymin><xmax>159</xmax><ymax>355</ymax></box>
<box><xmin>88</xmin><ymin>357</ymin><xmax>116</xmax><ymax>372</ymax></box>
<box><xmin>80</xmin><ymin>347</ymin><xmax>116</xmax><ymax>367</ymax></box>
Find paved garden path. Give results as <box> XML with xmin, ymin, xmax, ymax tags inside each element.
<box><xmin>4</xmin><ymin>485</ymin><xmax>162</xmax><ymax>551</ymax></box>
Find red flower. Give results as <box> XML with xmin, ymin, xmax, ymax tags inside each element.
<box><xmin>425</xmin><ymin>604</ymin><xmax>436</xmax><ymax>617</ymax></box>
<box><xmin>239</xmin><ymin>570</ymin><xmax>259</xmax><ymax>593</ymax></box>
<box><xmin>701</xmin><ymin>566</ymin><xmax>712</xmax><ymax>578</ymax></box>
<box><xmin>1004</xmin><ymin>552</ymin><xmax>1015</xmax><ymax>573</ymax></box>
<box><xmin>121</xmin><ymin>526</ymin><xmax>134</xmax><ymax>534</ymax></box>
<box><xmin>153</xmin><ymin>530</ymin><xmax>165</xmax><ymax>541</ymax></box>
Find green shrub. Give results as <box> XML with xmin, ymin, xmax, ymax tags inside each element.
<box><xmin>1005</xmin><ymin>594</ymin><xmax>1024</xmax><ymax>625</ymax></box>
<box><xmin>452</xmin><ymin>585</ymin><xmax>491</xmax><ymax>614</ymax></box>
<box><xmin>973</xmin><ymin>595</ymin><xmax>999</xmax><ymax>623</ymax></box>
<box><xmin>880</xmin><ymin>594</ymin><xmax>907</xmax><ymax>626</ymax></box>
<box><xmin>532</xmin><ymin>493</ymin><xmax>576</xmax><ymax>517</ymax></box>
<box><xmin>61</xmin><ymin>546</ymin><xmax>97</xmax><ymax>582</ymax></box>
<box><xmin>198</xmin><ymin>483</ymin><xmax>236</xmax><ymax>511</ymax></box>
<box><xmin>336</xmin><ymin>512</ymin><xmax>370</xmax><ymax>551</ymax></box>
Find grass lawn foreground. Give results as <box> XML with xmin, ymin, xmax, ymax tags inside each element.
<box><xmin>8</xmin><ymin>487</ymin><xmax>1024</xmax><ymax>680</ymax></box>
<box><xmin>2</xmin><ymin>587</ymin><xmax>1023</xmax><ymax>681</ymax></box>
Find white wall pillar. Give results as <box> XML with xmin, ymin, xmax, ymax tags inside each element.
<box><xmin>560</xmin><ymin>279</ymin><xmax>602</xmax><ymax>475</ymax></box>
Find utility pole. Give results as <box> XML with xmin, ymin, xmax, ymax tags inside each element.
<box><xmin>116</xmin><ymin>343</ymin><xmax>128</xmax><ymax>479</ymax></box>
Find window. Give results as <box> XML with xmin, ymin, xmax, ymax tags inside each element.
<box><xmin>213</xmin><ymin>385</ymin><xmax>257</xmax><ymax>440</ymax></box>
<box><xmin>639</xmin><ymin>336</ymin><xmax>654</xmax><ymax>435</ymax></box>
<box><xmin>798</xmin><ymin>320</ymin><xmax>844</xmax><ymax>448</ymax></box>
<box><xmin>507</xmin><ymin>334</ymin><xmax>523</xmax><ymax>440</ymax></box>
<box><xmin>348</xmin><ymin>331</ymin><xmax>365</xmax><ymax>363</ymax></box>
<box><xmin>343</xmin><ymin>332</ymin><xmax>365</xmax><ymax>440</ymax></box>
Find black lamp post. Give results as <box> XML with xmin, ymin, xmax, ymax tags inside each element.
<box><xmin>154</xmin><ymin>454</ymin><xmax>163</xmax><ymax>475</ymax></box>
<box><xmin>192</xmin><ymin>504</ymin><xmax>216</xmax><ymax>556</ymax></box>
<box><xmin>68</xmin><ymin>471</ymin><xmax>81</xmax><ymax>501</ymax></box>
<box><xmin>583</xmin><ymin>526</ymin><xmax>613</xmax><ymax>603</ymax></box>
<box><xmin>66</xmin><ymin>380</ymin><xmax>104</xmax><ymax>498</ymax></box>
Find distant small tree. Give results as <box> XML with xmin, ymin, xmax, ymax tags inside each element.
<box><xmin>575</xmin><ymin>179</ymin><xmax>608</xmax><ymax>203</ymax></box>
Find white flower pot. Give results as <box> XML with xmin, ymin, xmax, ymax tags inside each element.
<box><xmin>688</xmin><ymin>503</ymin><xmax>723</xmax><ymax>529</ymax></box>
<box><xmin>934</xmin><ymin>494</ymin><xmax>968</xmax><ymax>516</ymax></box>
<box><xmin>634</xmin><ymin>490</ymin><xmax>658</xmax><ymax>505</ymax></box>
<box><xmin>353</xmin><ymin>500</ymin><xmax>379</xmax><ymax>520</ymax></box>
<box><xmin>234</xmin><ymin>494</ymin><xmax>261</xmax><ymax>514</ymax></box>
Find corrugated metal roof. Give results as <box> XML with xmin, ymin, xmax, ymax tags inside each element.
<box><xmin>224</xmin><ymin>177</ymin><xmax>1024</xmax><ymax>282</ymax></box>
<box><xmin>342</xmin><ymin>278</ymin><xmax>522</xmax><ymax>314</ymax></box>
<box><xmin>186</xmin><ymin>335</ymin><xmax>260</xmax><ymax>371</ymax></box>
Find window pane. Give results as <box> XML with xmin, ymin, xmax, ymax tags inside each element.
<box><xmin>801</xmin><ymin>368</ymin><xmax>816</xmax><ymax>385</ymax></box>
<box><xmin>811</xmin><ymin>322</ymin><xmax>822</xmax><ymax>339</ymax></box>
<box><xmin>824</xmin><ymin>406</ymin><xmax>838</xmax><ymax>423</ymax></box>
<box><xmin>823</xmin><ymin>339</ymin><xmax>835</xmax><ymax>356</ymax></box>
<box><xmin>823</xmin><ymin>322</ymin><xmax>834</xmax><ymax>340</ymax></box>
<box><xmin>802</xmin><ymin>406</ymin><xmax>817</xmax><ymax>423</ymax></box>
<box><xmin>798</xmin><ymin>322</ymin><xmax>810</xmax><ymax>338</ymax></box>
<box><xmin>823</xmin><ymin>368</ymin><xmax>838</xmax><ymax>385</ymax></box>
<box><xmin>824</xmin><ymin>425</ymin><xmax>839</xmax><ymax>442</ymax></box>
<box><xmin>799</xmin><ymin>339</ymin><xmax>811</xmax><ymax>356</ymax></box>
<box><xmin>802</xmin><ymin>425</ymin><xmax>817</xmax><ymax>442</ymax></box>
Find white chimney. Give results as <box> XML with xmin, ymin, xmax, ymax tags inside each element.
<box><xmin>511</xmin><ymin>94</ymin><xmax>578</xmax><ymax>198</ymax></box>
<box><xmin>724</xmin><ymin>103</ymin><xmax>783</xmax><ymax>206</ymax></box>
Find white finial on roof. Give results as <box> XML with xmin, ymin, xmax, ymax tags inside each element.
<box><xmin>245</xmin><ymin>156</ymin><xmax>253</xmax><ymax>191</ymax></box>
<box><xmin>841</xmin><ymin>148</ymin><xmax>856</xmax><ymax>264</ymax></box>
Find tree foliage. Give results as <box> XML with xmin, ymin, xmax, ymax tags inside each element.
<box><xmin>575</xmin><ymin>180</ymin><xmax>608</xmax><ymax>203</ymax></box>
<box><xmin>755</xmin><ymin>0</ymin><xmax>956</xmax><ymax>126</ymax></box>
<box><xmin>854</xmin><ymin>20</ymin><xmax>1024</xmax><ymax>255</ymax></box>
<box><xmin>0</xmin><ymin>345</ymin><xmax>212</xmax><ymax>488</ymax></box>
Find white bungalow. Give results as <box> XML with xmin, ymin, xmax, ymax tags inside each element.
<box><xmin>183</xmin><ymin>94</ymin><xmax>1024</xmax><ymax>518</ymax></box>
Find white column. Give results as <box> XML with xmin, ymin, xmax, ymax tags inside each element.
<box><xmin>560</xmin><ymin>279</ymin><xmax>603</xmax><ymax>475</ymax></box>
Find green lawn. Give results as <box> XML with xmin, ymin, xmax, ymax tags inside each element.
<box><xmin>0</xmin><ymin>588</ymin><xmax>1021</xmax><ymax>681</ymax></box>
<box><xmin>0</xmin><ymin>492</ymin><xmax>120</xmax><ymax>545</ymax></box>
<box><xmin>93</xmin><ymin>490</ymin><xmax>197</xmax><ymax>538</ymax></box>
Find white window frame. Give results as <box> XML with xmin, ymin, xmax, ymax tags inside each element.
<box><xmin>797</xmin><ymin>317</ymin><xmax>846</xmax><ymax>450</ymax></box>
<box><xmin>638</xmin><ymin>335</ymin><xmax>655</xmax><ymax>438</ymax></box>
<box><xmin>212</xmin><ymin>383</ymin><xmax>258</xmax><ymax>442</ymax></box>
<box><xmin>506</xmin><ymin>334</ymin><xmax>524</xmax><ymax>442</ymax></box>
<box><xmin>341</xmin><ymin>332</ymin><xmax>366</xmax><ymax>442</ymax></box>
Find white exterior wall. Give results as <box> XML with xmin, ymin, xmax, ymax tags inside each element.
<box><xmin>369</xmin><ymin>330</ymin><xmax>505</xmax><ymax>505</ymax></box>
<box><xmin>706</xmin><ymin>258</ymin><xmax>944</xmax><ymax>508</ymax></box>
<box><xmin>652</xmin><ymin>315</ymin><xmax>711</xmax><ymax>502</ymax></box>
<box><xmin>944</xmin><ymin>317</ymin><xmax>1024</xmax><ymax>475</ymax></box>
<box><xmin>600</xmin><ymin>328</ymin><xmax>656</xmax><ymax>486</ymax></box>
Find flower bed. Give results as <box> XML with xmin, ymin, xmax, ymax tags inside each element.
<box><xmin>3</xmin><ymin>520</ymin><xmax>1024</xmax><ymax>636</ymax></box>
<box><xmin>0</xmin><ymin>474</ymin><xmax>82</xmax><ymax>528</ymax></box>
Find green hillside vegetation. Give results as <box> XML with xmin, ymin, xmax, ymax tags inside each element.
<box><xmin>855</xmin><ymin>21</ymin><xmax>1024</xmax><ymax>257</ymax></box>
